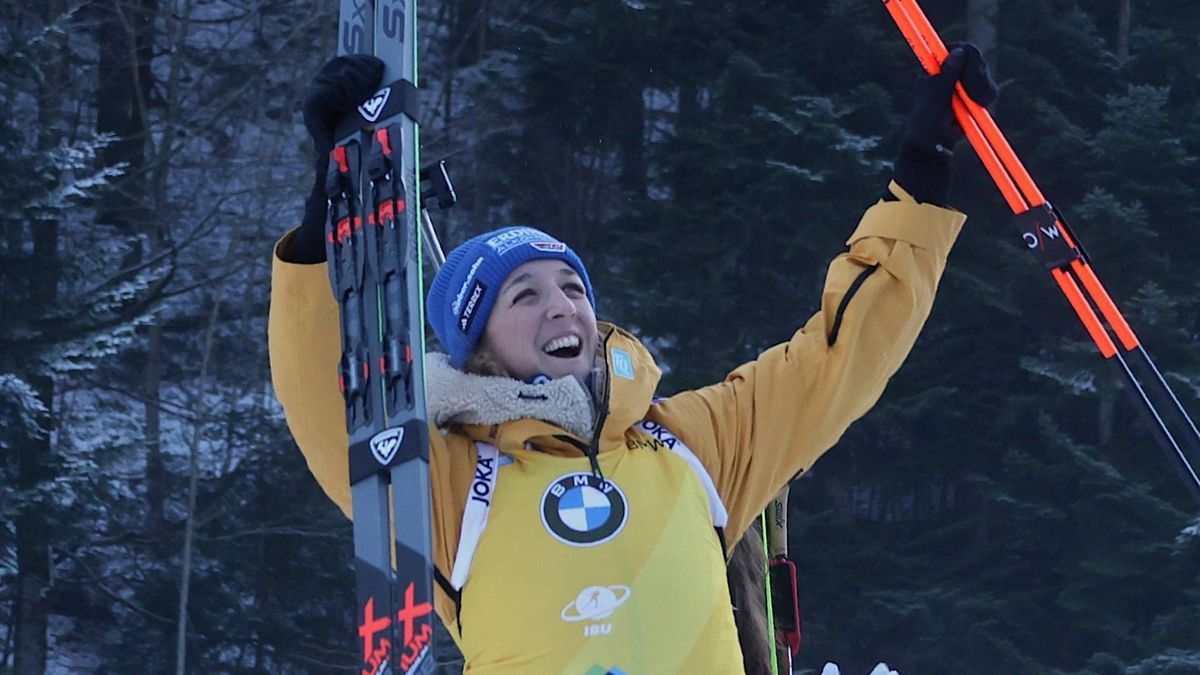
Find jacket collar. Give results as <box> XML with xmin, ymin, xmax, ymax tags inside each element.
<box><xmin>424</xmin><ymin>352</ymin><xmax>595</xmax><ymax>439</ymax></box>
<box><xmin>426</xmin><ymin>322</ymin><xmax>661</xmax><ymax>456</ymax></box>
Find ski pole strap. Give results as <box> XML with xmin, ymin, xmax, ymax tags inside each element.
<box><xmin>1014</xmin><ymin>203</ymin><xmax>1088</xmax><ymax>271</ymax></box>
<box><xmin>333</xmin><ymin>77</ymin><xmax>420</xmax><ymax>140</ymax></box>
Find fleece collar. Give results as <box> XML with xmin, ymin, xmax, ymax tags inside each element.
<box><xmin>425</xmin><ymin>352</ymin><xmax>596</xmax><ymax>438</ymax></box>
<box><xmin>424</xmin><ymin>322</ymin><xmax>662</xmax><ymax>455</ymax></box>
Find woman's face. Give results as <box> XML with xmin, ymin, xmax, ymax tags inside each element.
<box><xmin>479</xmin><ymin>259</ymin><xmax>597</xmax><ymax>383</ymax></box>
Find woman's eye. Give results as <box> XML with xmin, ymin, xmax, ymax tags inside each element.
<box><xmin>512</xmin><ymin>289</ymin><xmax>536</xmax><ymax>304</ymax></box>
<box><xmin>563</xmin><ymin>283</ymin><xmax>585</xmax><ymax>297</ymax></box>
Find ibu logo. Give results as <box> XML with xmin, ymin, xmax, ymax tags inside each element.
<box><xmin>611</xmin><ymin>348</ymin><xmax>634</xmax><ymax>380</ymax></box>
<box><xmin>369</xmin><ymin>427</ymin><xmax>404</xmax><ymax>465</ymax></box>
<box><xmin>561</xmin><ymin>584</ymin><xmax>631</xmax><ymax>639</ymax></box>
<box><xmin>358</xmin><ymin>87</ymin><xmax>391</xmax><ymax>122</ymax></box>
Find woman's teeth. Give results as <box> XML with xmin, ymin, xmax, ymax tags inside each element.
<box><xmin>543</xmin><ymin>335</ymin><xmax>582</xmax><ymax>356</ymax></box>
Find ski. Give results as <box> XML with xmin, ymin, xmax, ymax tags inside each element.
<box><xmin>326</xmin><ymin>1</ymin><xmax>436</xmax><ymax>674</ymax></box>
<box><xmin>881</xmin><ymin>0</ymin><xmax>1200</xmax><ymax>509</ymax></box>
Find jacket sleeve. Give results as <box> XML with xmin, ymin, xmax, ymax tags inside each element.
<box><xmin>649</xmin><ymin>182</ymin><xmax>966</xmax><ymax>542</ymax></box>
<box><xmin>267</xmin><ymin>230</ymin><xmax>460</xmax><ymax>579</ymax></box>
<box><xmin>268</xmin><ymin>231</ymin><xmax>356</xmax><ymax>516</ymax></box>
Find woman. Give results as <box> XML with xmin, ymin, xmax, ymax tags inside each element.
<box><xmin>270</xmin><ymin>47</ymin><xmax>995</xmax><ymax>674</ymax></box>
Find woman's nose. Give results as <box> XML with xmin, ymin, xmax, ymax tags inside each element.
<box><xmin>545</xmin><ymin>288</ymin><xmax>577</xmax><ymax>318</ymax></box>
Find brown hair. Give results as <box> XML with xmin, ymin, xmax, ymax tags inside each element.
<box><xmin>729</xmin><ymin>520</ymin><xmax>775</xmax><ymax>675</ymax></box>
<box><xmin>463</xmin><ymin>347</ymin><xmax>510</xmax><ymax>377</ymax></box>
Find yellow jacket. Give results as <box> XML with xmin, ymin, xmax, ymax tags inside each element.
<box><xmin>268</xmin><ymin>182</ymin><xmax>965</xmax><ymax>673</ymax></box>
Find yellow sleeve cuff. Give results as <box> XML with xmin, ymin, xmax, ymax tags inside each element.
<box><xmin>848</xmin><ymin>184</ymin><xmax>966</xmax><ymax>259</ymax></box>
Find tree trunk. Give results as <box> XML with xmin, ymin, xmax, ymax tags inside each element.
<box><xmin>447</xmin><ymin>0</ymin><xmax>487</xmax><ymax>68</ymax></box>
<box><xmin>967</xmin><ymin>0</ymin><xmax>999</xmax><ymax>74</ymax></box>
<box><xmin>616</xmin><ymin>66</ymin><xmax>647</xmax><ymax>197</ymax></box>
<box><xmin>176</xmin><ymin>222</ymin><xmax>228</xmax><ymax>675</ymax></box>
<box><xmin>143</xmin><ymin>322</ymin><xmax>166</xmax><ymax>527</ymax></box>
<box><xmin>1116</xmin><ymin>0</ymin><xmax>1131</xmax><ymax>63</ymax></box>
<box><xmin>476</xmin><ymin>0</ymin><xmax>488</xmax><ymax>64</ymax></box>
<box><xmin>1098</xmin><ymin>379</ymin><xmax>1116</xmax><ymax>445</ymax></box>
<box><xmin>13</xmin><ymin>376</ymin><xmax>52</xmax><ymax>675</ymax></box>
<box><xmin>96</xmin><ymin>0</ymin><xmax>153</xmax><ymax>238</ymax></box>
<box><xmin>97</xmin><ymin>0</ymin><xmax>165</xmax><ymax>535</ymax></box>
<box><xmin>13</xmin><ymin>1</ymin><xmax>65</xmax><ymax>670</ymax></box>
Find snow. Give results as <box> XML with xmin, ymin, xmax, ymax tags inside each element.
<box><xmin>822</xmin><ymin>663</ymin><xmax>900</xmax><ymax>675</ymax></box>
<box><xmin>1180</xmin><ymin>518</ymin><xmax>1200</xmax><ymax>539</ymax></box>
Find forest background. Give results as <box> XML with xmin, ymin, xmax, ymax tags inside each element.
<box><xmin>3</xmin><ymin>0</ymin><xmax>1200</xmax><ymax>673</ymax></box>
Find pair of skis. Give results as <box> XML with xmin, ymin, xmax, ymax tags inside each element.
<box><xmin>881</xmin><ymin>0</ymin><xmax>1200</xmax><ymax>508</ymax></box>
<box><xmin>323</xmin><ymin>0</ymin><xmax>456</xmax><ymax>673</ymax></box>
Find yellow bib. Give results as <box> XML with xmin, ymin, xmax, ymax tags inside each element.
<box><xmin>452</xmin><ymin>425</ymin><xmax>745</xmax><ymax>674</ymax></box>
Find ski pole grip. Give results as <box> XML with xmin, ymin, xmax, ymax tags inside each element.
<box><xmin>420</xmin><ymin>160</ymin><xmax>458</xmax><ymax>210</ymax></box>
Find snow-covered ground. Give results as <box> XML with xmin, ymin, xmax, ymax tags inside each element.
<box><xmin>822</xmin><ymin>663</ymin><xmax>900</xmax><ymax>675</ymax></box>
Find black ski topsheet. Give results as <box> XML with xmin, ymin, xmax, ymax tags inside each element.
<box><xmin>328</xmin><ymin>1</ymin><xmax>434</xmax><ymax>674</ymax></box>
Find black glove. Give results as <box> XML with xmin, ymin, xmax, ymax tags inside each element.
<box><xmin>290</xmin><ymin>55</ymin><xmax>386</xmax><ymax>263</ymax></box>
<box><xmin>891</xmin><ymin>43</ymin><xmax>998</xmax><ymax>205</ymax></box>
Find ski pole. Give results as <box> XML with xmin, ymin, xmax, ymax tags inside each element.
<box><xmin>764</xmin><ymin>489</ymin><xmax>800</xmax><ymax>673</ymax></box>
<box><xmin>419</xmin><ymin>160</ymin><xmax>456</xmax><ymax>270</ymax></box>
<box><xmin>881</xmin><ymin>0</ymin><xmax>1200</xmax><ymax>508</ymax></box>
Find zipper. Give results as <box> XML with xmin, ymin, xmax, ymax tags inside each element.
<box><xmin>581</xmin><ymin>330</ymin><xmax>615</xmax><ymax>480</ymax></box>
<box><xmin>828</xmin><ymin>264</ymin><xmax>879</xmax><ymax>346</ymax></box>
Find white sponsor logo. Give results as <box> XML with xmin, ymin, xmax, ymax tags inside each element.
<box><xmin>451</xmin><ymin>256</ymin><xmax>486</xmax><ymax>314</ymax></box>
<box><xmin>470</xmin><ymin>455</ymin><xmax>495</xmax><ymax>506</ymax></box>
<box><xmin>1022</xmin><ymin>223</ymin><xmax>1063</xmax><ymax>249</ymax></box>
<box><xmin>458</xmin><ymin>282</ymin><xmax>485</xmax><ymax>332</ymax></box>
<box><xmin>530</xmin><ymin>241</ymin><xmax>566</xmax><ymax>253</ymax></box>
<box><xmin>484</xmin><ymin>227</ymin><xmax>546</xmax><ymax>255</ymax></box>
<box><xmin>357</xmin><ymin>87</ymin><xmax>391</xmax><ymax>122</ymax></box>
<box><xmin>560</xmin><ymin>584</ymin><xmax>631</xmax><ymax>637</ymax></box>
<box><xmin>634</xmin><ymin>419</ymin><xmax>679</xmax><ymax>451</ymax></box>
<box><xmin>369</xmin><ymin>427</ymin><xmax>404</xmax><ymax>465</ymax></box>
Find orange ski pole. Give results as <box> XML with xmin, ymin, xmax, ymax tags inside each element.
<box><xmin>881</xmin><ymin>0</ymin><xmax>1122</xmax><ymax>358</ymax></box>
<box><xmin>881</xmin><ymin>0</ymin><xmax>1200</xmax><ymax>507</ymax></box>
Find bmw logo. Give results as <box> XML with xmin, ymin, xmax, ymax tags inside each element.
<box><xmin>541</xmin><ymin>473</ymin><xmax>628</xmax><ymax>547</ymax></box>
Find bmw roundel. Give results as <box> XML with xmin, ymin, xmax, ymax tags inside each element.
<box><xmin>541</xmin><ymin>473</ymin><xmax>628</xmax><ymax>547</ymax></box>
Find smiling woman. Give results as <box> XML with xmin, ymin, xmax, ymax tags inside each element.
<box><xmin>269</xmin><ymin>47</ymin><xmax>993</xmax><ymax>674</ymax></box>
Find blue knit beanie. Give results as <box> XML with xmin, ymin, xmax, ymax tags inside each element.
<box><xmin>426</xmin><ymin>226</ymin><xmax>595</xmax><ymax>368</ymax></box>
